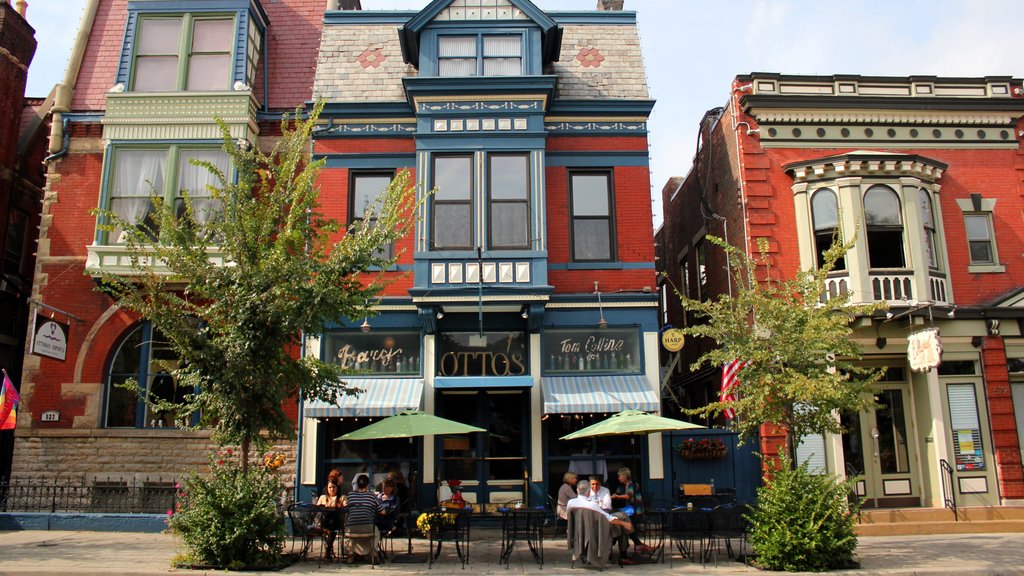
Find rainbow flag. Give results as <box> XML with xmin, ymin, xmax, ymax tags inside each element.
<box><xmin>0</xmin><ymin>370</ymin><xmax>19</xmax><ymax>430</ymax></box>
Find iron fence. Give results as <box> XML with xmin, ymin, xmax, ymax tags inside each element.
<box><xmin>0</xmin><ymin>476</ymin><xmax>178</xmax><ymax>514</ymax></box>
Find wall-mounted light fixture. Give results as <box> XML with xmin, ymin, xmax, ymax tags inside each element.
<box><xmin>520</xmin><ymin>304</ymin><xmax>529</xmax><ymax>319</ymax></box>
<box><xmin>434</xmin><ymin>306</ymin><xmax>445</xmax><ymax>320</ymax></box>
<box><xmin>971</xmin><ymin>336</ymin><xmax>984</xmax><ymax>348</ymax></box>
<box><xmin>595</xmin><ymin>281</ymin><xmax>608</xmax><ymax>329</ymax></box>
<box><xmin>360</xmin><ymin>318</ymin><xmax>372</xmax><ymax>333</ymax></box>
<box><xmin>875</xmin><ymin>337</ymin><xmax>887</xmax><ymax>350</ymax></box>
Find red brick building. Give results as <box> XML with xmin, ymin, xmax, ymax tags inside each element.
<box><xmin>658</xmin><ymin>73</ymin><xmax>1024</xmax><ymax>509</ymax></box>
<box><xmin>15</xmin><ymin>0</ymin><xmax>662</xmax><ymax>509</ymax></box>
<box><xmin>0</xmin><ymin>0</ymin><xmax>45</xmax><ymax>483</ymax></box>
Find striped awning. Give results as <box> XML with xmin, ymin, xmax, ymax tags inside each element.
<box><xmin>541</xmin><ymin>375</ymin><xmax>659</xmax><ymax>414</ymax></box>
<box><xmin>303</xmin><ymin>378</ymin><xmax>423</xmax><ymax>418</ymax></box>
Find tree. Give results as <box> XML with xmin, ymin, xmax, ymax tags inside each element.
<box><xmin>93</xmin><ymin>102</ymin><xmax>420</xmax><ymax>470</ymax></box>
<box><xmin>670</xmin><ymin>235</ymin><xmax>885</xmax><ymax>463</ymax></box>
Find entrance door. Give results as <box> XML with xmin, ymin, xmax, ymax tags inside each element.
<box><xmin>841</xmin><ymin>385</ymin><xmax>920</xmax><ymax>508</ymax></box>
<box><xmin>438</xmin><ymin>390</ymin><xmax>528</xmax><ymax>508</ymax></box>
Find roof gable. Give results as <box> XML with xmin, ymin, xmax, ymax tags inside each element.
<box><xmin>399</xmin><ymin>0</ymin><xmax>561</xmax><ymax>66</ymax></box>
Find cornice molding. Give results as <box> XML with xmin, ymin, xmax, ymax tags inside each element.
<box><xmin>749</xmin><ymin>108</ymin><xmax>1017</xmax><ymax>125</ymax></box>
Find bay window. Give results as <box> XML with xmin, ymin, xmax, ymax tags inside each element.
<box><xmin>132</xmin><ymin>15</ymin><xmax>235</xmax><ymax>92</ymax></box>
<box><xmin>488</xmin><ymin>154</ymin><xmax>529</xmax><ymax>249</ymax></box>
<box><xmin>864</xmin><ymin>185</ymin><xmax>905</xmax><ymax>269</ymax></box>
<box><xmin>106</xmin><ymin>146</ymin><xmax>229</xmax><ymax>244</ymax></box>
<box><xmin>811</xmin><ymin>188</ymin><xmax>844</xmax><ymax>270</ymax></box>
<box><xmin>431</xmin><ymin>155</ymin><xmax>473</xmax><ymax>249</ymax></box>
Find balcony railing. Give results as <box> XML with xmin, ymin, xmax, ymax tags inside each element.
<box><xmin>85</xmin><ymin>244</ymin><xmax>228</xmax><ymax>277</ymax></box>
<box><xmin>819</xmin><ymin>270</ymin><xmax>952</xmax><ymax>306</ymax></box>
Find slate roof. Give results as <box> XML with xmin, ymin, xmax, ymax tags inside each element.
<box><xmin>313</xmin><ymin>19</ymin><xmax>649</xmax><ymax>103</ymax></box>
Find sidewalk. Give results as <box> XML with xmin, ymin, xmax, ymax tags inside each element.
<box><xmin>1</xmin><ymin>529</ymin><xmax>1023</xmax><ymax>575</ymax></box>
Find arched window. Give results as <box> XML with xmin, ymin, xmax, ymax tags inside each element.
<box><xmin>919</xmin><ymin>190</ymin><xmax>938</xmax><ymax>269</ymax></box>
<box><xmin>811</xmin><ymin>188</ymin><xmax>844</xmax><ymax>270</ymax></box>
<box><xmin>104</xmin><ymin>322</ymin><xmax>187</xmax><ymax>428</ymax></box>
<box><xmin>863</xmin><ymin>185</ymin><xmax>905</xmax><ymax>268</ymax></box>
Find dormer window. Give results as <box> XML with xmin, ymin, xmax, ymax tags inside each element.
<box><xmin>438</xmin><ymin>33</ymin><xmax>522</xmax><ymax>77</ymax></box>
<box><xmin>131</xmin><ymin>15</ymin><xmax>235</xmax><ymax>92</ymax></box>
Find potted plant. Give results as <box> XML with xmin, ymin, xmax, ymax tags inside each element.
<box><xmin>676</xmin><ymin>437</ymin><xmax>727</xmax><ymax>460</ymax></box>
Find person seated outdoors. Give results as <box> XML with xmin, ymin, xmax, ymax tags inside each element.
<box><xmin>314</xmin><ymin>480</ymin><xmax>346</xmax><ymax>560</ymax></box>
<box><xmin>586</xmin><ymin>475</ymin><xmax>612</xmax><ymax>511</ymax></box>
<box><xmin>344</xmin><ymin>474</ymin><xmax>383</xmax><ymax>564</ymax></box>
<box><xmin>386</xmin><ymin>468</ymin><xmax>411</xmax><ymax>512</ymax></box>
<box><xmin>556</xmin><ymin>471</ymin><xmax>579</xmax><ymax>533</ymax></box>
<box><xmin>567</xmin><ymin>480</ymin><xmax>633</xmax><ymax>567</ymax></box>
<box><xmin>611</xmin><ymin>466</ymin><xmax>654</xmax><ymax>554</ymax></box>
<box><xmin>375</xmin><ymin>478</ymin><xmax>401</xmax><ymax>539</ymax></box>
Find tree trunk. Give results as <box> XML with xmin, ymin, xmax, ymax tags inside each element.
<box><xmin>241</xmin><ymin>435</ymin><xmax>250</xmax><ymax>473</ymax></box>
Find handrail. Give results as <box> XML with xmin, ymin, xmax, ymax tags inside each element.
<box><xmin>940</xmin><ymin>459</ymin><xmax>958</xmax><ymax>521</ymax></box>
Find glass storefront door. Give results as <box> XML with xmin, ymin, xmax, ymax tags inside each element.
<box><xmin>438</xmin><ymin>390</ymin><xmax>528</xmax><ymax>507</ymax></box>
<box><xmin>842</xmin><ymin>383</ymin><xmax>920</xmax><ymax>508</ymax></box>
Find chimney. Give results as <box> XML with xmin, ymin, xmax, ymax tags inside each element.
<box><xmin>336</xmin><ymin>0</ymin><xmax>361</xmax><ymax>9</ymax></box>
<box><xmin>15</xmin><ymin>0</ymin><xmax>26</xmax><ymax>17</ymax></box>
<box><xmin>597</xmin><ymin>0</ymin><xmax>623</xmax><ymax>10</ymax></box>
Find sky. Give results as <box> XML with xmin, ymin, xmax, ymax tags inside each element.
<box><xmin>25</xmin><ymin>0</ymin><xmax>1024</xmax><ymax>227</ymax></box>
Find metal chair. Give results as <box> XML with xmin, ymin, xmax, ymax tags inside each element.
<box><xmin>286</xmin><ymin>502</ymin><xmax>329</xmax><ymax>564</ymax></box>
<box><xmin>707</xmin><ymin>504</ymin><xmax>749</xmax><ymax>566</ymax></box>
<box><xmin>499</xmin><ymin>500</ymin><xmax>544</xmax><ymax>568</ymax></box>
<box><xmin>667</xmin><ymin>507</ymin><xmax>709</xmax><ymax>566</ymax></box>
<box><xmin>426</xmin><ymin>506</ymin><xmax>471</xmax><ymax>569</ymax></box>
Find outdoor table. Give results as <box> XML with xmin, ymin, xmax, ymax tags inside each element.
<box><xmin>498</xmin><ymin>505</ymin><xmax>545</xmax><ymax>567</ymax></box>
<box><xmin>668</xmin><ymin>506</ymin><xmax>711</xmax><ymax>566</ymax></box>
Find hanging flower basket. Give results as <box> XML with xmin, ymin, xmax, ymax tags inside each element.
<box><xmin>676</xmin><ymin>438</ymin><xmax>727</xmax><ymax>460</ymax></box>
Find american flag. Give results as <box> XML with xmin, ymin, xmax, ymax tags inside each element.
<box><xmin>720</xmin><ymin>360</ymin><xmax>750</xmax><ymax>419</ymax></box>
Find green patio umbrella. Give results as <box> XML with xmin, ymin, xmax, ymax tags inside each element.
<box><xmin>560</xmin><ymin>409</ymin><xmax>704</xmax><ymax>440</ymax></box>
<box><xmin>335</xmin><ymin>410</ymin><xmax>485</xmax><ymax>441</ymax></box>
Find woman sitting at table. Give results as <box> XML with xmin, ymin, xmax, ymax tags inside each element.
<box><xmin>314</xmin><ymin>480</ymin><xmax>346</xmax><ymax>560</ymax></box>
<box><xmin>375</xmin><ymin>478</ymin><xmax>401</xmax><ymax>536</ymax></box>
<box><xmin>611</xmin><ymin>467</ymin><xmax>653</xmax><ymax>554</ymax></box>
<box><xmin>345</xmin><ymin>474</ymin><xmax>383</xmax><ymax>563</ymax></box>
<box><xmin>556</xmin><ymin>471</ymin><xmax>579</xmax><ymax>533</ymax></box>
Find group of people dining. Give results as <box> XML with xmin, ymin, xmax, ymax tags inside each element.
<box><xmin>314</xmin><ymin>468</ymin><xmax>407</xmax><ymax>563</ymax></box>
<box><xmin>557</xmin><ymin>466</ymin><xmax>654</xmax><ymax>565</ymax></box>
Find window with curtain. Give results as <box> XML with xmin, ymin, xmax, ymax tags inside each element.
<box><xmin>432</xmin><ymin>155</ymin><xmax>473</xmax><ymax>249</ymax></box>
<box><xmin>863</xmin><ymin>185</ymin><xmax>905</xmax><ymax>268</ymax></box>
<box><xmin>176</xmin><ymin>149</ymin><xmax>229</xmax><ymax>227</ymax></box>
<box><xmin>351</xmin><ymin>171</ymin><xmax>395</xmax><ymax>260</ymax></box>
<box><xmin>964</xmin><ymin>214</ymin><xmax>996</xmax><ymax>264</ymax></box>
<box><xmin>132</xmin><ymin>15</ymin><xmax>235</xmax><ymax>92</ymax></box>
<box><xmin>437</xmin><ymin>34</ymin><xmax>522</xmax><ymax>77</ymax></box>
<box><xmin>105</xmin><ymin>322</ymin><xmax>188</xmax><ymax>428</ymax></box>
<box><xmin>811</xmin><ymin>188</ymin><xmax>844</xmax><ymax>270</ymax></box>
<box><xmin>919</xmin><ymin>189</ymin><xmax>939</xmax><ymax>269</ymax></box>
<box><xmin>107</xmin><ymin>147</ymin><xmax>229</xmax><ymax>244</ymax></box>
<box><xmin>569</xmin><ymin>171</ymin><xmax>614</xmax><ymax>261</ymax></box>
<box><xmin>110</xmin><ymin>149</ymin><xmax>166</xmax><ymax>242</ymax></box>
<box><xmin>488</xmin><ymin>154</ymin><xmax>529</xmax><ymax>249</ymax></box>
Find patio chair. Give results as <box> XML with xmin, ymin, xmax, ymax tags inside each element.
<box><xmin>426</xmin><ymin>506</ymin><xmax>472</xmax><ymax>569</ymax></box>
<box><xmin>667</xmin><ymin>506</ymin><xmax>709</xmax><ymax>567</ymax></box>
<box><xmin>707</xmin><ymin>504</ymin><xmax>749</xmax><ymax>566</ymax></box>
<box><xmin>567</xmin><ymin>506</ymin><xmax>627</xmax><ymax>569</ymax></box>
<box><xmin>287</xmin><ymin>502</ymin><xmax>329</xmax><ymax>564</ymax></box>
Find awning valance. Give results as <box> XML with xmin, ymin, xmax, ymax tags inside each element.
<box><xmin>304</xmin><ymin>378</ymin><xmax>423</xmax><ymax>418</ymax></box>
<box><xmin>434</xmin><ymin>376</ymin><xmax>534</xmax><ymax>389</ymax></box>
<box><xmin>541</xmin><ymin>375</ymin><xmax>658</xmax><ymax>414</ymax></box>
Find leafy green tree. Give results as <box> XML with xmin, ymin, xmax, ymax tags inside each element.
<box><xmin>670</xmin><ymin>235</ymin><xmax>885</xmax><ymax>462</ymax></box>
<box><xmin>93</xmin><ymin>102</ymin><xmax>420</xmax><ymax>470</ymax></box>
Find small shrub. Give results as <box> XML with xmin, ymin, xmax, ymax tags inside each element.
<box><xmin>747</xmin><ymin>456</ymin><xmax>859</xmax><ymax>572</ymax></box>
<box><xmin>169</xmin><ymin>449</ymin><xmax>287</xmax><ymax>569</ymax></box>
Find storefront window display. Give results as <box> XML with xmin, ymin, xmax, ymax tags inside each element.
<box><xmin>322</xmin><ymin>330</ymin><xmax>421</xmax><ymax>375</ymax></box>
<box><xmin>541</xmin><ymin>327</ymin><xmax>641</xmax><ymax>374</ymax></box>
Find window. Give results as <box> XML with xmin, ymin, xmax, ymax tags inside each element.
<box><xmin>106</xmin><ymin>147</ymin><xmax>229</xmax><ymax>243</ymax></box>
<box><xmin>431</xmin><ymin>155</ymin><xmax>473</xmax><ymax>249</ymax></box>
<box><xmin>3</xmin><ymin>209</ymin><xmax>29</xmax><ymax>276</ymax></box>
<box><xmin>132</xmin><ymin>16</ymin><xmax>234</xmax><ymax>92</ymax></box>
<box><xmin>351</xmin><ymin>171</ymin><xmax>395</xmax><ymax>260</ymax></box>
<box><xmin>488</xmin><ymin>154</ymin><xmax>529</xmax><ymax>249</ymax></box>
<box><xmin>863</xmin><ymin>185</ymin><xmax>905</xmax><ymax>268</ymax></box>
<box><xmin>569</xmin><ymin>171</ymin><xmax>614</xmax><ymax>261</ymax></box>
<box><xmin>429</xmin><ymin>152</ymin><xmax>531</xmax><ymax>252</ymax></box>
<box><xmin>964</xmin><ymin>214</ymin><xmax>995</xmax><ymax>265</ymax></box>
<box><xmin>438</xmin><ymin>34</ymin><xmax>522</xmax><ymax>77</ymax></box>
<box><xmin>919</xmin><ymin>190</ymin><xmax>939</xmax><ymax>269</ymax></box>
<box><xmin>811</xmin><ymin>188</ymin><xmax>844</xmax><ymax>270</ymax></box>
<box><xmin>696</xmin><ymin>240</ymin><xmax>708</xmax><ymax>300</ymax></box>
<box><xmin>105</xmin><ymin>322</ymin><xmax>188</xmax><ymax>428</ymax></box>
